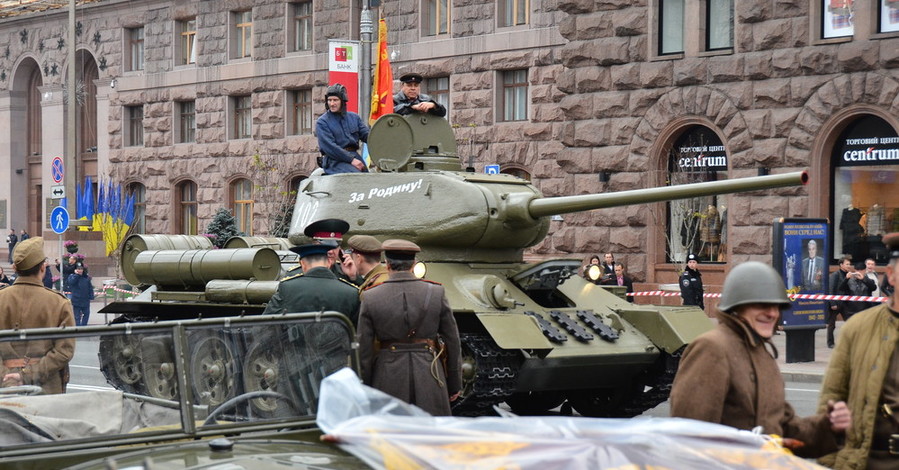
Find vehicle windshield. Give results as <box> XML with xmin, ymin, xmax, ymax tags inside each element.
<box><xmin>0</xmin><ymin>312</ymin><xmax>357</xmax><ymax>458</ymax></box>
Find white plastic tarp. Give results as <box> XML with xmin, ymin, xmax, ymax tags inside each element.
<box><xmin>317</xmin><ymin>368</ymin><xmax>827</xmax><ymax>470</ymax></box>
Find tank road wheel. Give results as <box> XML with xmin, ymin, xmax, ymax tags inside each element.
<box><xmin>451</xmin><ymin>333</ymin><xmax>521</xmax><ymax>416</ymax></box>
<box><xmin>242</xmin><ymin>341</ymin><xmax>291</xmax><ymax>417</ymax></box>
<box><xmin>143</xmin><ymin>359</ymin><xmax>178</xmax><ymax>400</ymax></box>
<box><xmin>190</xmin><ymin>333</ymin><xmax>237</xmax><ymax>408</ymax></box>
<box><xmin>98</xmin><ymin>330</ymin><xmax>145</xmax><ymax>394</ymax></box>
<box><xmin>504</xmin><ymin>391</ymin><xmax>566</xmax><ymax>415</ymax></box>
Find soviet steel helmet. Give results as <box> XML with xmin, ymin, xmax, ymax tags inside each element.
<box><xmin>718</xmin><ymin>261</ymin><xmax>791</xmax><ymax>312</ymax></box>
<box><xmin>325</xmin><ymin>83</ymin><xmax>349</xmax><ymax>102</ymax></box>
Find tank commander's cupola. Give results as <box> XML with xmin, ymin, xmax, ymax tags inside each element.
<box><xmin>367</xmin><ymin>114</ymin><xmax>461</xmax><ymax>172</ymax></box>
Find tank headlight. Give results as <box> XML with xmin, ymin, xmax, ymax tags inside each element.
<box><xmin>413</xmin><ymin>262</ymin><xmax>427</xmax><ymax>279</ymax></box>
<box><xmin>585</xmin><ymin>264</ymin><xmax>602</xmax><ymax>282</ymax></box>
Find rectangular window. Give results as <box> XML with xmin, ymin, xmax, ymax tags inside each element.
<box><xmin>179</xmin><ymin>18</ymin><xmax>197</xmax><ymax>65</ymax></box>
<box><xmin>127</xmin><ymin>27</ymin><xmax>145</xmax><ymax>72</ymax></box>
<box><xmin>232</xmin><ymin>179</ymin><xmax>254</xmax><ymax>235</ymax></box>
<box><xmin>234</xmin><ymin>10</ymin><xmax>253</xmax><ymax>58</ymax></box>
<box><xmin>499</xmin><ymin>0</ymin><xmax>528</xmax><ymax>27</ymax></box>
<box><xmin>126</xmin><ymin>105</ymin><xmax>144</xmax><ymax>147</ymax></box>
<box><xmin>425</xmin><ymin>76</ymin><xmax>450</xmax><ymax>117</ymax></box>
<box><xmin>178</xmin><ymin>101</ymin><xmax>196</xmax><ymax>144</ymax></box>
<box><xmin>501</xmin><ymin>70</ymin><xmax>528</xmax><ymax>122</ymax></box>
<box><xmin>660</xmin><ymin>0</ymin><xmax>684</xmax><ymax>54</ymax></box>
<box><xmin>233</xmin><ymin>95</ymin><xmax>252</xmax><ymax>139</ymax></box>
<box><xmin>879</xmin><ymin>1</ymin><xmax>899</xmax><ymax>33</ymax></box>
<box><xmin>290</xmin><ymin>89</ymin><xmax>313</xmax><ymax>135</ymax></box>
<box><xmin>707</xmin><ymin>0</ymin><xmax>733</xmax><ymax>50</ymax></box>
<box><xmin>424</xmin><ymin>0</ymin><xmax>450</xmax><ymax>36</ymax></box>
<box><xmin>293</xmin><ymin>2</ymin><xmax>313</xmax><ymax>51</ymax></box>
<box><xmin>179</xmin><ymin>182</ymin><xmax>198</xmax><ymax>235</ymax></box>
<box><xmin>823</xmin><ymin>0</ymin><xmax>854</xmax><ymax>39</ymax></box>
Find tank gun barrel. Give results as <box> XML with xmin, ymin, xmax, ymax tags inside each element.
<box><xmin>527</xmin><ymin>171</ymin><xmax>808</xmax><ymax>219</ymax></box>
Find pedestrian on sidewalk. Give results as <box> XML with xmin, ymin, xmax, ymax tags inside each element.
<box><xmin>67</xmin><ymin>263</ymin><xmax>94</xmax><ymax>326</ymax></box>
<box><xmin>671</xmin><ymin>261</ymin><xmax>851</xmax><ymax>459</ymax></box>
<box><xmin>6</xmin><ymin>229</ymin><xmax>17</xmax><ymax>264</ymax></box>
<box><xmin>827</xmin><ymin>256</ymin><xmax>853</xmax><ymax>348</ymax></box>
<box><xmin>818</xmin><ymin>232</ymin><xmax>899</xmax><ymax>470</ymax></box>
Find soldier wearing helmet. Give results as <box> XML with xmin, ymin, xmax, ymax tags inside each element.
<box><xmin>671</xmin><ymin>261</ymin><xmax>851</xmax><ymax>459</ymax></box>
<box><xmin>315</xmin><ymin>83</ymin><xmax>370</xmax><ymax>175</ymax></box>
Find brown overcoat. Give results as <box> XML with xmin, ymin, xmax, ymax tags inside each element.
<box><xmin>0</xmin><ymin>277</ymin><xmax>76</xmax><ymax>394</ymax></box>
<box><xmin>670</xmin><ymin>311</ymin><xmax>840</xmax><ymax>458</ymax></box>
<box><xmin>357</xmin><ymin>272</ymin><xmax>462</xmax><ymax>416</ymax></box>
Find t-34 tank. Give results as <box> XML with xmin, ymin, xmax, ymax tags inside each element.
<box><xmin>286</xmin><ymin>113</ymin><xmax>808</xmax><ymax>417</ymax></box>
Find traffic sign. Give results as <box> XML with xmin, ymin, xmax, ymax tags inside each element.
<box><xmin>50</xmin><ymin>206</ymin><xmax>70</xmax><ymax>234</ymax></box>
<box><xmin>485</xmin><ymin>164</ymin><xmax>500</xmax><ymax>175</ymax></box>
<box><xmin>50</xmin><ymin>185</ymin><xmax>65</xmax><ymax>199</ymax></box>
<box><xmin>51</xmin><ymin>156</ymin><xmax>64</xmax><ymax>183</ymax></box>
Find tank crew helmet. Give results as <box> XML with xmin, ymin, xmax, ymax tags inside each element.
<box><xmin>717</xmin><ymin>261</ymin><xmax>791</xmax><ymax>313</ymax></box>
<box><xmin>324</xmin><ymin>83</ymin><xmax>349</xmax><ymax>112</ymax></box>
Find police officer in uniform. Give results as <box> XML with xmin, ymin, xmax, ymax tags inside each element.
<box><xmin>262</xmin><ymin>243</ymin><xmax>361</xmax><ymax>324</ymax></box>
<box><xmin>357</xmin><ymin>239</ymin><xmax>462</xmax><ymax>416</ymax></box>
<box><xmin>393</xmin><ymin>73</ymin><xmax>447</xmax><ymax>117</ymax></box>
<box><xmin>303</xmin><ymin>218</ymin><xmax>363</xmax><ymax>286</ymax></box>
<box><xmin>0</xmin><ymin>237</ymin><xmax>75</xmax><ymax>394</ymax></box>
<box><xmin>347</xmin><ymin>235</ymin><xmax>389</xmax><ymax>291</ymax></box>
<box><xmin>680</xmin><ymin>253</ymin><xmax>705</xmax><ymax>310</ymax></box>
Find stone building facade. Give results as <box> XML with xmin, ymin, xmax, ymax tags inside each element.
<box><xmin>0</xmin><ymin>0</ymin><xmax>897</xmax><ymax>292</ymax></box>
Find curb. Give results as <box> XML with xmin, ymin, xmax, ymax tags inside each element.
<box><xmin>781</xmin><ymin>371</ymin><xmax>824</xmax><ymax>384</ymax></box>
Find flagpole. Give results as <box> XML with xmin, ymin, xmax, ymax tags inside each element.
<box><xmin>360</xmin><ymin>1</ymin><xmax>373</xmax><ymax>121</ymax></box>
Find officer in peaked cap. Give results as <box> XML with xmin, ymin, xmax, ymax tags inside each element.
<box><xmin>818</xmin><ymin>231</ymin><xmax>899</xmax><ymax>469</ymax></box>
<box><xmin>0</xmin><ymin>237</ymin><xmax>75</xmax><ymax>394</ymax></box>
<box><xmin>393</xmin><ymin>73</ymin><xmax>447</xmax><ymax>117</ymax></box>
<box><xmin>263</xmin><ymin>241</ymin><xmax>360</xmax><ymax>324</ymax></box>
<box><xmin>679</xmin><ymin>253</ymin><xmax>705</xmax><ymax>310</ymax></box>
<box><xmin>347</xmin><ymin>235</ymin><xmax>388</xmax><ymax>291</ymax></box>
<box><xmin>303</xmin><ymin>218</ymin><xmax>362</xmax><ymax>285</ymax></box>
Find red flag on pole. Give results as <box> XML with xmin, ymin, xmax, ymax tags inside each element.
<box><xmin>369</xmin><ymin>18</ymin><xmax>394</xmax><ymax>125</ymax></box>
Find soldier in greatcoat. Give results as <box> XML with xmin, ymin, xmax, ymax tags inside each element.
<box><xmin>0</xmin><ymin>237</ymin><xmax>75</xmax><ymax>394</ymax></box>
<box><xmin>357</xmin><ymin>239</ymin><xmax>462</xmax><ymax>416</ymax></box>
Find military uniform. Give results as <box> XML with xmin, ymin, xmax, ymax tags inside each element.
<box><xmin>263</xmin><ymin>266</ymin><xmax>361</xmax><ymax>324</ymax></box>
<box><xmin>0</xmin><ymin>237</ymin><xmax>75</xmax><ymax>394</ymax></box>
<box><xmin>392</xmin><ymin>73</ymin><xmax>447</xmax><ymax>117</ymax></box>
<box><xmin>359</xmin><ymin>263</ymin><xmax>389</xmax><ymax>291</ymax></box>
<box><xmin>680</xmin><ymin>266</ymin><xmax>704</xmax><ymax>309</ymax></box>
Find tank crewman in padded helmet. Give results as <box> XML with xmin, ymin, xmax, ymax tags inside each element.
<box><xmin>818</xmin><ymin>232</ymin><xmax>899</xmax><ymax>470</ymax></box>
<box><xmin>315</xmin><ymin>83</ymin><xmax>370</xmax><ymax>175</ymax></box>
<box><xmin>347</xmin><ymin>235</ymin><xmax>389</xmax><ymax>291</ymax></box>
<box><xmin>0</xmin><ymin>237</ymin><xmax>76</xmax><ymax>394</ymax></box>
<box><xmin>679</xmin><ymin>253</ymin><xmax>705</xmax><ymax>310</ymax></box>
<box><xmin>356</xmin><ymin>239</ymin><xmax>462</xmax><ymax>416</ymax></box>
<box><xmin>303</xmin><ymin>218</ymin><xmax>362</xmax><ymax>285</ymax></box>
<box><xmin>671</xmin><ymin>261</ymin><xmax>851</xmax><ymax>459</ymax></box>
<box><xmin>262</xmin><ymin>242</ymin><xmax>361</xmax><ymax>324</ymax></box>
<box><xmin>393</xmin><ymin>73</ymin><xmax>447</xmax><ymax>117</ymax></box>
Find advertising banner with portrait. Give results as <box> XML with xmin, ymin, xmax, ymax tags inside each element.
<box><xmin>773</xmin><ymin>218</ymin><xmax>829</xmax><ymax>330</ymax></box>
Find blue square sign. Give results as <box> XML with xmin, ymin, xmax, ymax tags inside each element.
<box><xmin>485</xmin><ymin>164</ymin><xmax>500</xmax><ymax>175</ymax></box>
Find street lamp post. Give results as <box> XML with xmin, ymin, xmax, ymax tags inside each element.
<box><xmin>359</xmin><ymin>2</ymin><xmax>373</xmax><ymax>121</ymax></box>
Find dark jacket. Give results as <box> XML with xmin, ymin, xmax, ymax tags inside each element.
<box><xmin>315</xmin><ymin>110</ymin><xmax>370</xmax><ymax>175</ymax></box>
<box><xmin>671</xmin><ymin>311</ymin><xmax>842</xmax><ymax>458</ymax></box>
<box><xmin>392</xmin><ymin>91</ymin><xmax>447</xmax><ymax>117</ymax></box>
<box><xmin>679</xmin><ymin>267</ymin><xmax>704</xmax><ymax>309</ymax></box>
<box><xmin>357</xmin><ymin>272</ymin><xmax>462</xmax><ymax>416</ymax></box>
<box><xmin>262</xmin><ymin>266</ymin><xmax>360</xmax><ymax>323</ymax></box>
<box><xmin>67</xmin><ymin>272</ymin><xmax>94</xmax><ymax>308</ymax></box>
<box><xmin>837</xmin><ymin>273</ymin><xmax>876</xmax><ymax>316</ymax></box>
<box><xmin>827</xmin><ymin>268</ymin><xmax>849</xmax><ymax>314</ymax></box>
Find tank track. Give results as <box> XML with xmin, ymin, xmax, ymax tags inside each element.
<box><xmin>451</xmin><ymin>333</ymin><xmax>521</xmax><ymax>416</ymax></box>
<box><xmin>617</xmin><ymin>347</ymin><xmax>683</xmax><ymax>417</ymax></box>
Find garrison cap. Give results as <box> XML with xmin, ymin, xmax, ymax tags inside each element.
<box><xmin>289</xmin><ymin>243</ymin><xmax>333</xmax><ymax>258</ymax></box>
<box><xmin>885</xmin><ymin>232</ymin><xmax>899</xmax><ymax>260</ymax></box>
<box><xmin>382</xmin><ymin>239</ymin><xmax>420</xmax><ymax>260</ymax></box>
<box><xmin>399</xmin><ymin>73</ymin><xmax>423</xmax><ymax>84</ymax></box>
<box><xmin>13</xmin><ymin>236</ymin><xmax>46</xmax><ymax>271</ymax></box>
<box><xmin>303</xmin><ymin>219</ymin><xmax>350</xmax><ymax>242</ymax></box>
<box><xmin>347</xmin><ymin>235</ymin><xmax>382</xmax><ymax>254</ymax></box>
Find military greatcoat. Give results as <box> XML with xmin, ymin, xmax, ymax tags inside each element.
<box><xmin>357</xmin><ymin>272</ymin><xmax>462</xmax><ymax>416</ymax></box>
<box><xmin>263</xmin><ymin>266</ymin><xmax>360</xmax><ymax>324</ymax></box>
<box><xmin>0</xmin><ymin>277</ymin><xmax>75</xmax><ymax>394</ymax></box>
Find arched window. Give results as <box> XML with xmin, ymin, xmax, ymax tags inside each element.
<box><xmin>128</xmin><ymin>182</ymin><xmax>146</xmax><ymax>234</ymax></box>
<box><xmin>231</xmin><ymin>178</ymin><xmax>254</xmax><ymax>235</ymax></box>
<box><xmin>666</xmin><ymin>125</ymin><xmax>728</xmax><ymax>263</ymax></box>
<box><xmin>177</xmin><ymin>180</ymin><xmax>198</xmax><ymax>235</ymax></box>
<box><xmin>830</xmin><ymin>115</ymin><xmax>899</xmax><ymax>263</ymax></box>
<box><xmin>500</xmin><ymin>166</ymin><xmax>531</xmax><ymax>181</ymax></box>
